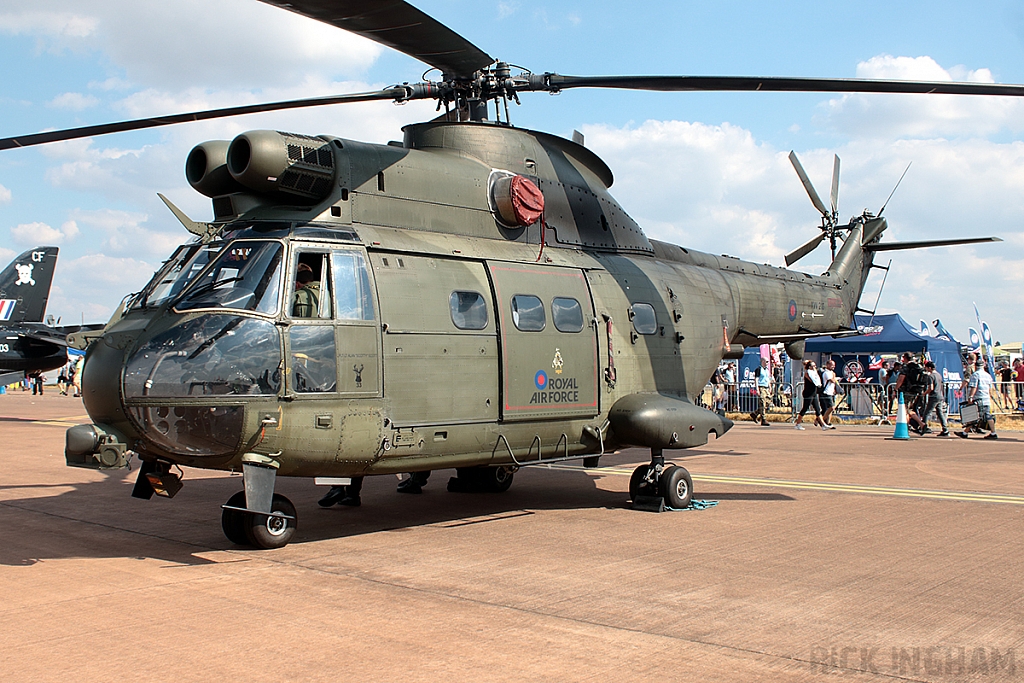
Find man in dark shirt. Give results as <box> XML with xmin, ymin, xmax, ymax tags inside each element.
<box><xmin>920</xmin><ymin>361</ymin><xmax>949</xmax><ymax>436</ymax></box>
<box><xmin>894</xmin><ymin>352</ymin><xmax>927</xmax><ymax>433</ymax></box>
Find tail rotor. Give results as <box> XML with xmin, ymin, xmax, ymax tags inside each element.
<box><xmin>785</xmin><ymin>151</ymin><xmax>848</xmax><ymax>266</ymax></box>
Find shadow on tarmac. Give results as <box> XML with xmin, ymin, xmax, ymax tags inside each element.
<box><xmin>2</xmin><ymin>446</ymin><xmax>799</xmax><ymax>567</ymax></box>
<box><xmin>0</xmin><ymin>463</ymin><xmax>621</xmax><ymax>566</ymax></box>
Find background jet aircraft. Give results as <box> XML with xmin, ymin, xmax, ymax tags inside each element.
<box><xmin>0</xmin><ymin>246</ymin><xmax>98</xmax><ymax>384</ymax></box>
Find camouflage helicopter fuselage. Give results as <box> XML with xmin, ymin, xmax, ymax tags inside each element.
<box><xmin>72</xmin><ymin>121</ymin><xmax>879</xmax><ymax>480</ymax></box>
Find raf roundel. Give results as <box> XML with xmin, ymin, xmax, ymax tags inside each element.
<box><xmin>788</xmin><ymin>300</ymin><xmax>798</xmax><ymax>321</ymax></box>
<box><xmin>534</xmin><ymin>370</ymin><xmax>548</xmax><ymax>390</ymax></box>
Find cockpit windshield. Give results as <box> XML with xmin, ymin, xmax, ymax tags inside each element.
<box><xmin>133</xmin><ymin>242</ymin><xmax>221</xmax><ymax>309</ymax></box>
<box><xmin>176</xmin><ymin>240</ymin><xmax>283</xmax><ymax>314</ymax></box>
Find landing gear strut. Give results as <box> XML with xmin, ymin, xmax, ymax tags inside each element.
<box><xmin>629</xmin><ymin>448</ymin><xmax>692</xmax><ymax>512</ymax></box>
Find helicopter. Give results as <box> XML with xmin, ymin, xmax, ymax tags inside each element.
<box><xmin>3</xmin><ymin>0</ymin><xmax>1015</xmax><ymax>548</ymax></box>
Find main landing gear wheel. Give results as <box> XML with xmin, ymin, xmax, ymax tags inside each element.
<box><xmin>659</xmin><ymin>465</ymin><xmax>693</xmax><ymax>509</ymax></box>
<box><xmin>245</xmin><ymin>493</ymin><xmax>297</xmax><ymax>549</ymax></box>
<box><xmin>448</xmin><ymin>466</ymin><xmax>515</xmax><ymax>493</ymax></box>
<box><xmin>221</xmin><ymin>491</ymin><xmax>249</xmax><ymax>546</ymax></box>
<box><xmin>629</xmin><ymin>465</ymin><xmax>657</xmax><ymax>501</ymax></box>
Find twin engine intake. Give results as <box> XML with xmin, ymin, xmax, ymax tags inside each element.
<box><xmin>186</xmin><ymin>130</ymin><xmax>337</xmax><ymax>202</ymax></box>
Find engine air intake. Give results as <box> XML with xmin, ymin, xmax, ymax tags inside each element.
<box><xmin>226</xmin><ymin>130</ymin><xmax>336</xmax><ymax>201</ymax></box>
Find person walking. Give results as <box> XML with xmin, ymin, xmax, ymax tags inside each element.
<box><xmin>957</xmin><ymin>359</ymin><xmax>999</xmax><ymax>439</ymax></box>
<box><xmin>819</xmin><ymin>359</ymin><xmax>838</xmax><ymax>429</ymax></box>
<box><xmin>30</xmin><ymin>369</ymin><xmax>44</xmax><ymax>395</ymax></box>
<box><xmin>72</xmin><ymin>355</ymin><xmax>84</xmax><ymax>397</ymax></box>
<box><xmin>998</xmin><ymin>361</ymin><xmax>1013</xmax><ymax>409</ymax></box>
<box><xmin>794</xmin><ymin>360</ymin><xmax>824</xmax><ymax>430</ymax></box>
<box><xmin>753</xmin><ymin>357</ymin><xmax>773</xmax><ymax>426</ymax></box>
<box><xmin>894</xmin><ymin>352</ymin><xmax>927</xmax><ymax>433</ymax></box>
<box><xmin>1013</xmin><ymin>358</ymin><xmax>1024</xmax><ymax>402</ymax></box>
<box><xmin>920</xmin><ymin>360</ymin><xmax>949</xmax><ymax>437</ymax></box>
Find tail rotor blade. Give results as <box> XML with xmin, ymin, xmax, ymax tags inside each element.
<box><xmin>830</xmin><ymin>155</ymin><xmax>840</xmax><ymax>216</ymax></box>
<box><xmin>785</xmin><ymin>232</ymin><xmax>826</xmax><ymax>266</ymax></box>
<box><xmin>789</xmin><ymin>151</ymin><xmax>829</xmax><ymax>217</ymax></box>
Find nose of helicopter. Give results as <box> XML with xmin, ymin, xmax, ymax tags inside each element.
<box><xmin>80</xmin><ymin>331</ymin><xmax>134</xmax><ymax>434</ymax></box>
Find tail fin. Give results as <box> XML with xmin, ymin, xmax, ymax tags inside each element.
<box><xmin>0</xmin><ymin>247</ymin><xmax>59</xmax><ymax>323</ymax></box>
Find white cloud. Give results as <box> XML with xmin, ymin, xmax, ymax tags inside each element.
<box><xmin>65</xmin><ymin>208</ymin><xmax>181</xmax><ymax>257</ymax></box>
<box><xmin>819</xmin><ymin>55</ymin><xmax>1024</xmax><ymax>139</ymax></box>
<box><xmin>0</xmin><ymin>184</ymin><xmax>11</xmax><ymax>204</ymax></box>
<box><xmin>48</xmin><ymin>92</ymin><xmax>99</xmax><ymax>110</ymax></box>
<box><xmin>0</xmin><ymin>0</ymin><xmax>382</xmax><ymax>90</ymax></box>
<box><xmin>0</xmin><ymin>10</ymin><xmax>97</xmax><ymax>39</ymax></box>
<box><xmin>49</xmin><ymin>253</ymin><xmax>158</xmax><ymax>322</ymax></box>
<box><xmin>10</xmin><ymin>221</ymin><xmax>78</xmax><ymax>245</ymax></box>
<box><xmin>497</xmin><ymin>2</ymin><xmax>521</xmax><ymax>19</ymax></box>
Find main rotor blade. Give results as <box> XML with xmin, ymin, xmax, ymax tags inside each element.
<box><xmin>539</xmin><ymin>74</ymin><xmax>1024</xmax><ymax>97</ymax></box>
<box><xmin>256</xmin><ymin>0</ymin><xmax>492</xmax><ymax>79</ymax></box>
<box><xmin>0</xmin><ymin>88</ymin><xmax>411</xmax><ymax>150</ymax></box>
<box><xmin>864</xmin><ymin>236</ymin><xmax>1003</xmax><ymax>252</ymax></box>
<box><xmin>785</xmin><ymin>232</ymin><xmax>826</xmax><ymax>266</ymax></box>
<box><xmin>789</xmin><ymin>151</ymin><xmax>829</xmax><ymax>217</ymax></box>
<box><xmin>830</xmin><ymin>155</ymin><xmax>840</xmax><ymax>216</ymax></box>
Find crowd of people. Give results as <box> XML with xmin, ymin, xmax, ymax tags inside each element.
<box><xmin>702</xmin><ymin>346</ymin><xmax>1019</xmax><ymax>438</ymax></box>
<box><xmin>9</xmin><ymin>356</ymin><xmax>83</xmax><ymax>396</ymax></box>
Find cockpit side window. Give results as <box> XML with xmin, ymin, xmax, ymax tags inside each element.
<box><xmin>138</xmin><ymin>243</ymin><xmax>218</xmax><ymax>309</ymax></box>
<box><xmin>332</xmin><ymin>250</ymin><xmax>375</xmax><ymax>321</ymax></box>
<box><xmin>175</xmin><ymin>240</ymin><xmax>283</xmax><ymax>314</ymax></box>
<box><xmin>291</xmin><ymin>251</ymin><xmax>332</xmax><ymax>319</ymax></box>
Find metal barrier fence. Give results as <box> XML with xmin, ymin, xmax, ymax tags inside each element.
<box><xmin>695</xmin><ymin>379</ymin><xmax>1024</xmax><ymax>421</ymax></box>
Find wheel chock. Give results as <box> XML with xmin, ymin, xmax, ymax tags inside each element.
<box><xmin>632</xmin><ymin>495</ymin><xmax>666</xmax><ymax>512</ymax></box>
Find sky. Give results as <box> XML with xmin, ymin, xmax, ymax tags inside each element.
<box><xmin>1</xmin><ymin>0</ymin><xmax>1023</xmax><ymax>342</ymax></box>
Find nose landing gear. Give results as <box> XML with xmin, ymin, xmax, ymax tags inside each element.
<box><xmin>221</xmin><ymin>461</ymin><xmax>297</xmax><ymax>549</ymax></box>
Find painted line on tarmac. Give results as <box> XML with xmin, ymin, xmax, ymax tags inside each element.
<box><xmin>30</xmin><ymin>414</ymin><xmax>90</xmax><ymax>427</ymax></box>
<box><xmin>545</xmin><ymin>464</ymin><xmax>1024</xmax><ymax>505</ymax></box>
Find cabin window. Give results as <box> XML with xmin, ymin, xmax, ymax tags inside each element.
<box><xmin>289</xmin><ymin>325</ymin><xmax>337</xmax><ymax>393</ymax></box>
<box><xmin>176</xmin><ymin>240</ymin><xmax>283</xmax><ymax>315</ymax></box>
<box><xmin>450</xmin><ymin>291</ymin><xmax>488</xmax><ymax>330</ymax></box>
<box><xmin>511</xmin><ymin>295</ymin><xmax>545</xmax><ymax>331</ymax></box>
<box><xmin>552</xmin><ymin>297</ymin><xmax>584</xmax><ymax>333</ymax></box>
<box><xmin>332</xmin><ymin>250</ymin><xmax>375</xmax><ymax>321</ymax></box>
<box><xmin>631</xmin><ymin>303</ymin><xmax>658</xmax><ymax>335</ymax></box>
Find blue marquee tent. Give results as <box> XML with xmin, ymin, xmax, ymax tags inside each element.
<box><xmin>805</xmin><ymin>313</ymin><xmax>964</xmax><ymax>385</ymax></box>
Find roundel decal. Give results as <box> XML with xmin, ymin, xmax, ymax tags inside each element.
<box><xmin>844</xmin><ymin>360</ymin><xmax>864</xmax><ymax>380</ymax></box>
<box><xmin>535</xmin><ymin>370</ymin><xmax>548</xmax><ymax>390</ymax></box>
<box><xmin>788</xmin><ymin>300</ymin><xmax>798</xmax><ymax>321</ymax></box>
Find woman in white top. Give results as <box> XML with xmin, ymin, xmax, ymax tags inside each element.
<box><xmin>819</xmin><ymin>359</ymin><xmax>838</xmax><ymax>429</ymax></box>
<box><xmin>795</xmin><ymin>360</ymin><xmax>825</xmax><ymax>430</ymax></box>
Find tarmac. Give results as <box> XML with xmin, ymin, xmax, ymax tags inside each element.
<box><xmin>2</xmin><ymin>391</ymin><xmax>1022</xmax><ymax>682</ymax></box>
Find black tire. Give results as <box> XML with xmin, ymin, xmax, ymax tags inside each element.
<box><xmin>453</xmin><ymin>466</ymin><xmax>514</xmax><ymax>492</ymax></box>
<box><xmin>660</xmin><ymin>465</ymin><xmax>693</xmax><ymax>509</ymax></box>
<box><xmin>629</xmin><ymin>465</ymin><xmax>656</xmax><ymax>501</ymax></box>
<box><xmin>486</xmin><ymin>466</ymin><xmax>515</xmax><ymax>493</ymax></box>
<box><xmin>244</xmin><ymin>493</ymin><xmax>297</xmax><ymax>549</ymax></box>
<box><xmin>221</xmin><ymin>491</ymin><xmax>249</xmax><ymax>546</ymax></box>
